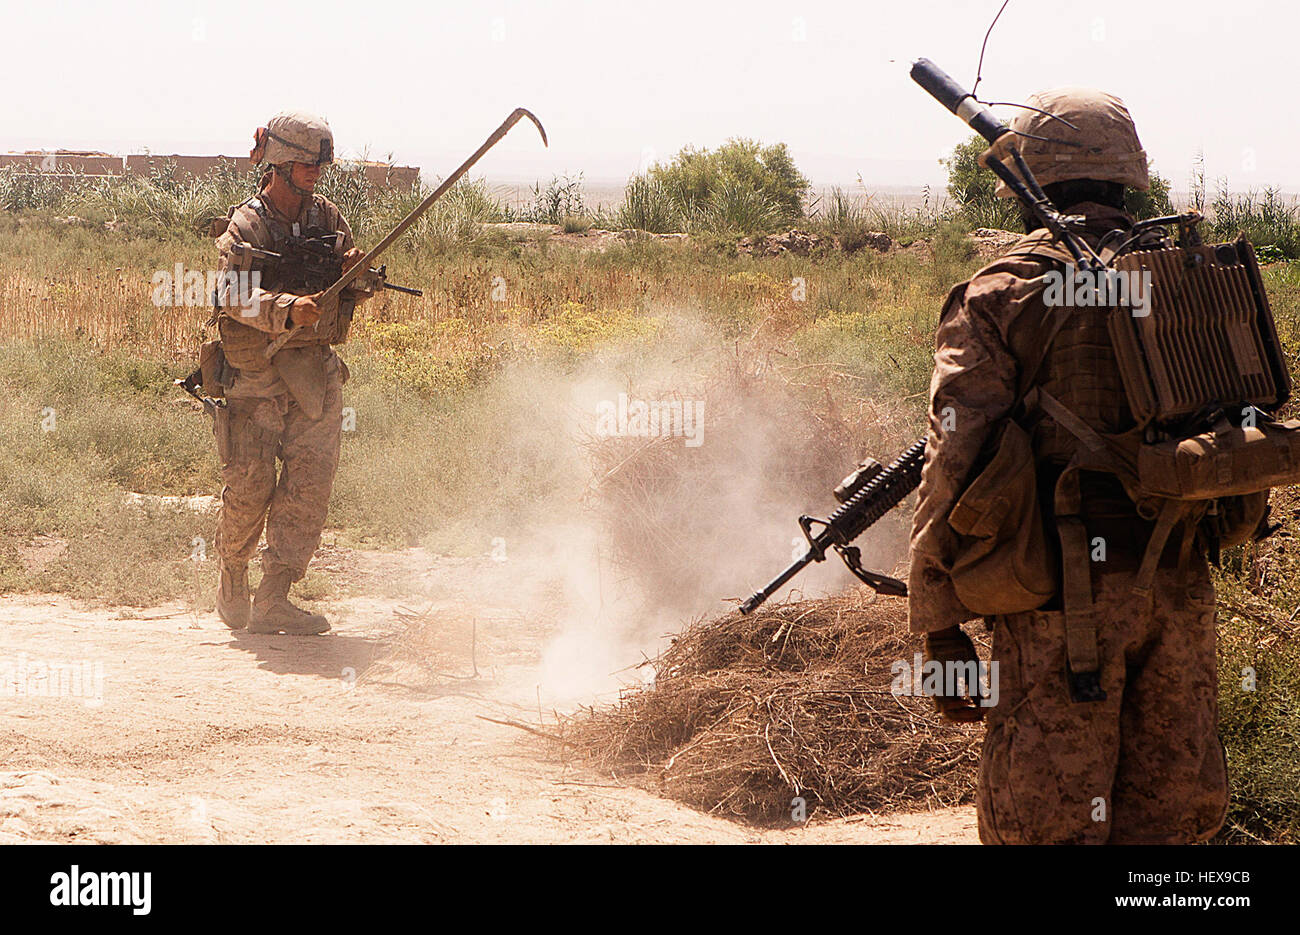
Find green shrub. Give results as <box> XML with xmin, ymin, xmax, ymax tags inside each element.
<box><xmin>1124</xmin><ymin>171</ymin><xmax>1174</xmax><ymax>220</ymax></box>
<box><xmin>649</xmin><ymin>138</ymin><xmax>809</xmax><ymax>226</ymax></box>
<box><xmin>809</xmin><ymin>187</ymin><xmax>875</xmax><ymax>251</ymax></box>
<box><xmin>942</xmin><ymin>136</ymin><xmax>1020</xmax><ymax>230</ymax></box>
<box><xmin>617</xmin><ymin>175</ymin><xmax>680</xmax><ymax>233</ymax></box>
<box><xmin>689</xmin><ymin>178</ymin><xmax>783</xmax><ymax>235</ymax></box>
<box><xmin>0</xmin><ymin>165</ymin><xmax>76</xmax><ymax>212</ymax></box>
<box><xmin>1208</xmin><ymin>185</ymin><xmax>1300</xmax><ymax>259</ymax></box>
<box><xmin>870</xmin><ymin>186</ymin><xmax>955</xmax><ymax>244</ymax></box>
<box><xmin>515</xmin><ymin>174</ymin><xmax>587</xmax><ymax>225</ymax></box>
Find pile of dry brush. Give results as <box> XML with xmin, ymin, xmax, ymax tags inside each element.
<box><xmin>561</xmin><ymin>592</ymin><xmax>983</xmax><ymax>825</ymax></box>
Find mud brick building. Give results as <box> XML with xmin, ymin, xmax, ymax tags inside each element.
<box><xmin>0</xmin><ymin>151</ymin><xmax>419</xmax><ymax>188</ymax></box>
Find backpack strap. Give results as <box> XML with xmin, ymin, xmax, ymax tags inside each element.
<box><xmin>1026</xmin><ymin>385</ymin><xmax>1204</xmax><ymax>702</ymax></box>
<box><xmin>1130</xmin><ymin>499</ymin><xmax>1191</xmax><ymax>603</ymax></box>
<box><xmin>1052</xmin><ymin>464</ymin><xmax>1107</xmax><ymax>702</ymax></box>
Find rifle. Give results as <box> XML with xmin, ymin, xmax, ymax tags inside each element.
<box><xmin>739</xmin><ymin>438</ymin><xmax>925</xmax><ymax>614</ymax></box>
<box><xmin>229</xmin><ymin>237</ymin><xmax>424</xmax><ymax>297</ymax></box>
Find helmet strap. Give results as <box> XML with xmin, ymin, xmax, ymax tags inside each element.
<box><xmin>273</xmin><ymin>163</ymin><xmax>315</xmax><ymax>198</ymax></box>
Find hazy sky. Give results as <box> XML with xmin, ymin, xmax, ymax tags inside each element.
<box><xmin>3</xmin><ymin>0</ymin><xmax>1294</xmax><ymax>192</ymax></box>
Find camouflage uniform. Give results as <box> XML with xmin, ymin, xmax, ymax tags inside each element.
<box><xmin>212</xmin><ymin>111</ymin><xmax>358</xmax><ymax>635</ymax></box>
<box><xmin>908</xmin><ymin>89</ymin><xmax>1230</xmax><ymax>844</ymax></box>
<box><xmin>212</xmin><ymin>190</ymin><xmax>353</xmax><ymax>576</ymax></box>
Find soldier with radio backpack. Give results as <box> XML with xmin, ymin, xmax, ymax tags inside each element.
<box><xmin>907</xmin><ymin>78</ymin><xmax>1299</xmax><ymax>843</ymax></box>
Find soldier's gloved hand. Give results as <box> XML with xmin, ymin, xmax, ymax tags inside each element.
<box><xmin>923</xmin><ymin>625</ymin><xmax>986</xmax><ymax>723</ymax></box>
<box><xmin>289</xmin><ymin>293</ymin><xmax>322</xmax><ymax>327</ymax></box>
<box><xmin>338</xmin><ymin>248</ymin><xmax>379</xmax><ymax>303</ymax></box>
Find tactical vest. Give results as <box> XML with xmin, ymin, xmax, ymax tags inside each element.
<box><xmin>1033</xmin><ymin>285</ymin><xmax>1134</xmax><ymax>466</ymax></box>
<box><xmin>215</xmin><ymin>194</ymin><xmax>354</xmax><ymax>369</ymax></box>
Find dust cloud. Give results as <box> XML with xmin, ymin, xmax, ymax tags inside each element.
<box><xmin>364</xmin><ymin>308</ymin><xmax>914</xmax><ymax>707</ymax></box>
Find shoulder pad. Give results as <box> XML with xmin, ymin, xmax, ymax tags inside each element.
<box><xmin>229</xmin><ymin>200</ymin><xmax>274</xmax><ymax>247</ymax></box>
<box><xmin>996</xmin><ymin>230</ymin><xmax>1075</xmax><ymax>267</ymax></box>
<box><xmin>965</xmin><ymin>235</ymin><xmax>1069</xmax><ymax>288</ymax></box>
<box><xmin>206</xmin><ymin>201</ymin><xmax>246</xmax><ymax>239</ymax></box>
<box><xmin>312</xmin><ymin>194</ymin><xmax>346</xmax><ymax>221</ymax></box>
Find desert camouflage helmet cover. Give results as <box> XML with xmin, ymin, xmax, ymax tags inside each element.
<box><xmin>250</xmin><ymin>111</ymin><xmax>334</xmax><ymax>167</ymax></box>
<box><xmin>983</xmin><ymin>87</ymin><xmax>1148</xmax><ymax>196</ymax></box>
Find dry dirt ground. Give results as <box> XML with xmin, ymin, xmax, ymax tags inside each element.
<box><xmin>0</xmin><ymin>546</ymin><xmax>976</xmax><ymax>844</ymax></box>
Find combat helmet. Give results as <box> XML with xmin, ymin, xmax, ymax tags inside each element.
<box><xmin>250</xmin><ymin>111</ymin><xmax>334</xmax><ymax>168</ymax></box>
<box><xmin>984</xmin><ymin>87</ymin><xmax>1148</xmax><ymax>196</ymax></box>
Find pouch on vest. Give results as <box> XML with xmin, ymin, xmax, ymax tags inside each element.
<box><xmin>1203</xmin><ymin>491</ymin><xmax>1270</xmax><ymax>550</ymax></box>
<box><xmin>213</xmin><ymin>405</ymin><xmax>233</xmax><ymax>466</ymax></box>
<box><xmin>198</xmin><ymin>339</ymin><xmax>233</xmax><ymax>400</ymax></box>
<box><xmin>272</xmin><ymin>344</ymin><xmax>329</xmax><ymax>420</ymax></box>
<box><xmin>218</xmin><ymin>315</ymin><xmax>274</xmax><ymax>373</ymax></box>
<box><xmin>947</xmin><ymin>419</ymin><xmax>1058</xmax><ymax>615</ymax></box>
<box><xmin>1137</xmin><ymin>415</ymin><xmax>1300</xmax><ymax>500</ymax></box>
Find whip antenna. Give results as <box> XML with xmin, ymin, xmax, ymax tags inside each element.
<box><xmin>971</xmin><ymin>0</ymin><xmax>1010</xmax><ymax>98</ymax></box>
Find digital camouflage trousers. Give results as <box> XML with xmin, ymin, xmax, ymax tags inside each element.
<box><xmin>977</xmin><ymin>561</ymin><xmax>1228</xmax><ymax>844</ymax></box>
<box><xmin>212</xmin><ymin>380</ymin><xmax>342</xmax><ymax>580</ymax></box>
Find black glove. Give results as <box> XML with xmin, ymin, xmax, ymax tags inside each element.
<box><xmin>923</xmin><ymin>625</ymin><xmax>986</xmax><ymax>723</ymax></box>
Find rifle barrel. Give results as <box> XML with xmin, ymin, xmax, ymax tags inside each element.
<box><xmin>739</xmin><ymin>551</ymin><xmax>814</xmax><ymax>615</ymax></box>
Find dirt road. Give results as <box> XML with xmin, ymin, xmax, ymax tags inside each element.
<box><xmin>0</xmin><ymin>547</ymin><xmax>975</xmax><ymax>844</ymax></box>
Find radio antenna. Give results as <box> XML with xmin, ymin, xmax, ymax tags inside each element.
<box><xmin>971</xmin><ymin>0</ymin><xmax>1010</xmax><ymax>98</ymax></box>
<box><xmin>970</xmin><ymin>1</ymin><xmax>1082</xmax><ymax>145</ymax></box>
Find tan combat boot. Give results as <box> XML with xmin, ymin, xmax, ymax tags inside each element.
<box><xmin>248</xmin><ymin>568</ymin><xmax>330</xmax><ymax>636</ymax></box>
<box><xmin>216</xmin><ymin>561</ymin><xmax>250</xmax><ymax>630</ymax></box>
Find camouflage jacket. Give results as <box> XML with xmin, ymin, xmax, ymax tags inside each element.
<box><xmin>213</xmin><ymin>191</ymin><xmax>355</xmax><ymax>402</ymax></box>
<box><xmin>907</xmin><ymin>204</ymin><xmax>1139</xmax><ymax>634</ymax></box>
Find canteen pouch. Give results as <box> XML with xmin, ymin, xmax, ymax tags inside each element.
<box><xmin>948</xmin><ymin>419</ymin><xmax>1058</xmax><ymax>615</ymax></box>
<box><xmin>198</xmin><ymin>339</ymin><xmax>233</xmax><ymax>399</ymax></box>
